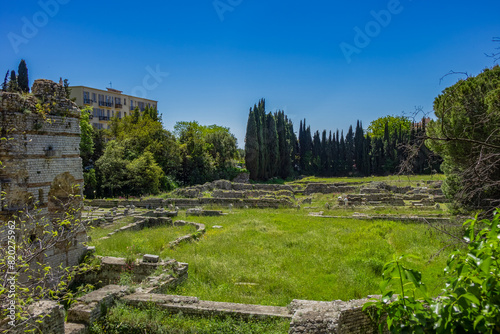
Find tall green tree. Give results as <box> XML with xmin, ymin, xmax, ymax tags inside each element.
<box><xmin>266</xmin><ymin>112</ymin><xmax>279</xmax><ymax>178</ymax></box>
<box><xmin>245</xmin><ymin>107</ymin><xmax>259</xmax><ymax>180</ymax></box>
<box><xmin>1</xmin><ymin>70</ymin><xmax>8</xmax><ymax>92</ymax></box>
<box><xmin>367</xmin><ymin>115</ymin><xmax>411</xmax><ymax>138</ymax></box>
<box><xmin>427</xmin><ymin>65</ymin><xmax>500</xmax><ymax>213</ymax></box>
<box><xmin>8</xmin><ymin>70</ymin><xmax>18</xmax><ymax>92</ymax></box>
<box><xmin>17</xmin><ymin>59</ymin><xmax>29</xmax><ymax>93</ymax></box>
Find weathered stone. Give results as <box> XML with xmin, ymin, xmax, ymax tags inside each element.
<box><xmin>0</xmin><ymin>80</ymin><xmax>86</xmax><ymax>287</ymax></box>
<box><xmin>143</xmin><ymin>254</ymin><xmax>160</xmax><ymax>263</ymax></box>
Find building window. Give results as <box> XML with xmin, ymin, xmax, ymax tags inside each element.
<box><xmin>138</xmin><ymin>101</ymin><xmax>145</xmax><ymax>111</ymax></box>
<box><xmin>83</xmin><ymin>91</ymin><xmax>90</xmax><ymax>104</ymax></box>
<box><xmin>118</xmin><ymin>111</ymin><xmax>122</xmax><ymax>119</ymax></box>
<box><xmin>92</xmin><ymin>93</ymin><xmax>96</xmax><ymax>103</ymax></box>
<box><xmin>124</xmin><ymin>98</ymin><xmax>126</xmax><ymax>105</ymax></box>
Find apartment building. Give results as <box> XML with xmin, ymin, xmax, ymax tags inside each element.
<box><xmin>70</xmin><ymin>86</ymin><xmax>158</xmax><ymax>129</ymax></box>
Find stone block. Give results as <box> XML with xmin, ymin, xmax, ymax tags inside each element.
<box><xmin>143</xmin><ymin>254</ymin><xmax>160</xmax><ymax>263</ymax></box>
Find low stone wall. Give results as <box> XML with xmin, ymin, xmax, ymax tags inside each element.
<box><xmin>344</xmin><ymin>194</ymin><xmax>405</xmax><ymax>206</ymax></box>
<box><xmin>67</xmin><ymin>285</ymin><xmax>129</xmax><ymax>325</ymax></box>
<box><xmin>99</xmin><ymin>216</ymin><xmax>173</xmax><ymax>239</ymax></box>
<box><xmin>87</xmin><ymin>197</ymin><xmax>294</xmax><ymax>209</ymax></box>
<box><xmin>303</xmin><ymin>183</ymin><xmax>357</xmax><ymax>195</ymax></box>
<box><xmin>288</xmin><ymin>299</ymin><xmax>385</xmax><ymax>334</ymax></box>
<box><xmin>168</xmin><ymin>220</ymin><xmax>206</xmax><ymax>248</ymax></box>
<box><xmin>121</xmin><ymin>293</ymin><xmax>292</xmax><ymax>320</ymax></box>
<box><xmin>77</xmin><ymin>256</ymin><xmax>189</xmax><ymax>289</ymax></box>
<box><xmin>172</xmin><ymin>180</ymin><xmax>294</xmax><ymax>198</ymax></box>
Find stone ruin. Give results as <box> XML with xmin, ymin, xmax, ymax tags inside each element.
<box><xmin>0</xmin><ymin>80</ymin><xmax>87</xmax><ymax>275</ymax></box>
<box><xmin>0</xmin><ymin>80</ymin><xmax>87</xmax><ymax>282</ymax></box>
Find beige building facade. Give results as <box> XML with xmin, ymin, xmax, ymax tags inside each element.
<box><xmin>70</xmin><ymin>86</ymin><xmax>158</xmax><ymax>129</ymax></box>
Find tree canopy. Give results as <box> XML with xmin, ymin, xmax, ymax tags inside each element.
<box><xmin>426</xmin><ymin>65</ymin><xmax>500</xmax><ymax>213</ymax></box>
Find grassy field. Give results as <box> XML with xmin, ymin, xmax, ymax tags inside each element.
<box><xmin>289</xmin><ymin>174</ymin><xmax>446</xmax><ymax>185</ymax></box>
<box><xmin>89</xmin><ymin>223</ymin><xmax>197</xmax><ymax>259</ymax></box>
<box><xmin>89</xmin><ymin>206</ymin><xmax>458</xmax><ymax>306</ymax></box>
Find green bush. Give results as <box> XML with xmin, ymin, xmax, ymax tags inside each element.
<box><xmin>365</xmin><ymin>210</ymin><xmax>500</xmax><ymax>333</ymax></box>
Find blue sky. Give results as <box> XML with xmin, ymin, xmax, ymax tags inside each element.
<box><xmin>1</xmin><ymin>1</ymin><xmax>499</xmax><ymax>147</ymax></box>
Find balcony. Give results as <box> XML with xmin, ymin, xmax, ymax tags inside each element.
<box><xmin>99</xmin><ymin>116</ymin><xmax>110</xmax><ymax>121</ymax></box>
<box><xmin>115</xmin><ymin>104</ymin><xmax>123</xmax><ymax>109</ymax></box>
<box><xmin>99</xmin><ymin>101</ymin><xmax>113</xmax><ymax>107</ymax></box>
<box><xmin>83</xmin><ymin>98</ymin><xmax>92</xmax><ymax>104</ymax></box>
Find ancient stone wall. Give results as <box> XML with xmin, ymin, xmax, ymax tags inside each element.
<box><xmin>4</xmin><ymin>300</ymin><xmax>65</xmax><ymax>334</ymax></box>
<box><xmin>0</xmin><ymin>79</ymin><xmax>86</xmax><ymax>269</ymax></box>
<box><xmin>87</xmin><ymin>197</ymin><xmax>294</xmax><ymax>209</ymax></box>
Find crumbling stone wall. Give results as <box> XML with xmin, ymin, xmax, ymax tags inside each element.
<box><xmin>87</xmin><ymin>197</ymin><xmax>295</xmax><ymax>209</ymax></box>
<box><xmin>0</xmin><ymin>79</ymin><xmax>86</xmax><ymax>269</ymax></box>
<box><xmin>4</xmin><ymin>300</ymin><xmax>65</xmax><ymax>334</ymax></box>
<box><xmin>289</xmin><ymin>298</ymin><xmax>386</xmax><ymax>334</ymax></box>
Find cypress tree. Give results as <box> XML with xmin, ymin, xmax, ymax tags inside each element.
<box><xmin>287</xmin><ymin>116</ymin><xmax>298</xmax><ymax>176</ymax></box>
<box><xmin>245</xmin><ymin>107</ymin><xmax>259</xmax><ymax>180</ymax></box>
<box><xmin>276</xmin><ymin>111</ymin><xmax>292</xmax><ymax>178</ymax></box>
<box><xmin>320</xmin><ymin>130</ymin><xmax>328</xmax><ymax>174</ymax></box>
<box><xmin>339</xmin><ymin>131</ymin><xmax>346</xmax><ymax>175</ymax></box>
<box><xmin>266</xmin><ymin>113</ymin><xmax>279</xmax><ymax>178</ymax></box>
<box><xmin>2</xmin><ymin>70</ymin><xmax>9</xmax><ymax>92</ymax></box>
<box><xmin>17</xmin><ymin>59</ymin><xmax>29</xmax><ymax>93</ymax></box>
<box><xmin>312</xmin><ymin>130</ymin><xmax>321</xmax><ymax>174</ymax></box>
<box><xmin>256</xmin><ymin>99</ymin><xmax>267</xmax><ymax>179</ymax></box>
<box><xmin>345</xmin><ymin>125</ymin><xmax>354</xmax><ymax>173</ymax></box>
<box><xmin>363</xmin><ymin>135</ymin><xmax>371</xmax><ymax>175</ymax></box>
<box><xmin>354</xmin><ymin>120</ymin><xmax>365</xmax><ymax>173</ymax></box>
<box><xmin>9</xmin><ymin>70</ymin><xmax>18</xmax><ymax>92</ymax></box>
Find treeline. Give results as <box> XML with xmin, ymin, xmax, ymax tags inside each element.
<box><xmin>245</xmin><ymin>99</ymin><xmax>298</xmax><ymax>180</ymax></box>
<box><xmin>81</xmin><ymin>106</ymin><xmax>241</xmax><ymax>198</ymax></box>
<box><xmin>244</xmin><ymin>100</ymin><xmax>440</xmax><ymax>180</ymax></box>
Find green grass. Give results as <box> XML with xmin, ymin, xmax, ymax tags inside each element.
<box><xmin>297</xmin><ymin>193</ymin><xmax>451</xmax><ymax>217</ymax></box>
<box><xmin>88</xmin><ymin>207</ymin><xmax>457</xmax><ymax>306</ymax></box>
<box><xmin>89</xmin><ymin>224</ymin><xmax>197</xmax><ymax>259</ymax></box>
<box><xmin>290</xmin><ymin>174</ymin><xmax>446</xmax><ymax>185</ymax></box>
<box><xmin>163</xmin><ymin>209</ymin><xmax>454</xmax><ymax>306</ymax></box>
<box><xmin>86</xmin><ymin>216</ymin><xmax>136</xmax><ymax>240</ymax></box>
<box><xmin>90</xmin><ymin>302</ymin><xmax>289</xmax><ymax>334</ymax></box>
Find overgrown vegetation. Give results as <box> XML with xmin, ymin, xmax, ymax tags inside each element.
<box><xmin>89</xmin><ymin>302</ymin><xmax>289</xmax><ymax>334</ymax></box>
<box><xmin>82</xmin><ymin>112</ymin><xmax>243</xmax><ymax>198</ymax></box>
<box><xmin>89</xmin><ymin>205</ymin><xmax>456</xmax><ymax>306</ymax></box>
<box><xmin>426</xmin><ymin>65</ymin><xmax>500</xmax><ymax>215</ymax></box>
<box><xmin>365</xmin><ymin>211</ymin><xmax>500</xmax><ymax>333</ymax></box>
<box><xmin>89</xmin><ymin>223</ymin><xmax>197</xmax><ymax>260</ymax></box>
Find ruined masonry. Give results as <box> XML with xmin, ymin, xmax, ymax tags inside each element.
<box><xmin>0</xmin><ymin>79</ymin><xmax>86</xmax><ymax>268</ymax></box>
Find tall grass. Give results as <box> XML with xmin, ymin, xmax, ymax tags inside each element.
<box><xmin>89</xmin><ymin>207</ymin><xmax>455</xmax><ymax>306</ymax></box>
<box><xmin>165</xmin><ymin>209</ymin><xmax>453</xmax><ymax>305</ymax></box>
<box><xmin>89</xmin><ymin>224</ymin><xmax>197</xmax><ymax>259</ymax></box>
<box><xmin>90</xmin><ymin>302</ymin><xmax>289</xmax><ymax>334</ymax></box>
